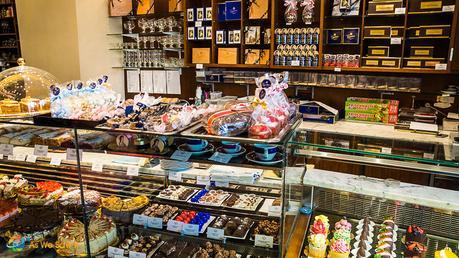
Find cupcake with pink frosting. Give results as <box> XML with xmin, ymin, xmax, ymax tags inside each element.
<box><xmin>328</xmin><ymin>239</ymin><xmax>350</xmax><ymax>258</ymax></box>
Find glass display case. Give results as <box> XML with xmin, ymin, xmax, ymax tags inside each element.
<box><xmin>0</xmin><ymin>116</ymin><xmax>300</xmax><ymax>258</ymax></box>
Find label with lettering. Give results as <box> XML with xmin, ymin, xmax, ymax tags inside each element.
<box><xmin>182</xmin><ymin>223</ymin><xmax>200</xmax><ymax>236</ymax></box>
<box><xmin>50</xmin><ymin>157</ymin><xmax>62</xmax><ymax>166</ymax></box>
<box><xmin>126</xmin><ymin>166</ymin><xmax>139</xmax><ymax>176</ymax></box>
<box><xmin>254</xmin><ymin>234</ymin><xmax>274</xmax><ymax>248</ymax></box>
<box><xmin>147</xmin><ymin>217</ymin><xmax>163</xmax><ymax>229</ymax></box>
<box><xmin>14</xmin><ymin>153</ymin><xmax>27</xmax><ymax>162</ymax></box>
<box><xmin>132</xmin><ymin>214</ymin><xmax>149</xmax><ymax>227</ymax></box>
<box><xmin>34</xmin><ymin>145</ymin><xmax>48</xmax><ymax>157</ymax></box>
<box><xmin>214</xmin><ymin>181</ymin><xmax>229</xmax><ymax>187</ymax></box>
<box><xmin>334</xmin><ymin>67</ymin><xmax>342</xmax><ymax>72</ymax></box>
<box><xmin>7</xmin><ymin>155</ymin><xmax>14</xmax><ymax>160</ymax></box>
<box><xmin>66</xmin><ymin>148</ymin><xmax>82</xmax><ymax>161</ymax></box>
<box><xmin>435</xmin><ymin>63</ymin><xmax>447</xmax><ymax>70</ymax></box>
<box><xmin>442</xmin><ymin>5</ymin><xmax>455</xmax><ymax>12</ymax></box>
<box><xmin>206</xmin><ymin>227</ymin><xmax>225</xmax><ymax>240</ymax></box>
<box><xmin>268</xmin><ymin>205</ymin><xmax>282</xmax><ymax>217</ymax></box>
<box><xmin>167</xmin><ymin>220</ymin><xmax>184</xmax><ymax>232</ymax></box>
<box><xmin>91</xmin><ymin>163</ymin><xmax>104</xmax><ymax>172</ymax></box>
<box><xmin>0</xmin><ymin>144</ymin><xmax>13</xmax><ymax>155</ymax></box>
<box><xmin>26</xmin><ymin>154</ymin><xmax>37</xmax><ymax>163</ymax></box>
<box><xmin>129</xmin><ymin>251</ymin><xmax>146</xmax><ymax>258</ymax></box>
<box><xmin>394</xmin><ymin>7</ymin><xmax>405</xmax><ymax>14</ymax></box>
<box><xmin>390</xmin><ymin>37</ymin><xmax>402</xmax><ymax>45</ymax></box>
<box><xmin>290</xmin><ymin>60</ymin><xmax>300</xmax><ymax>66</ymax></box>
<box><xmin>208</xmin><ymin>152</ymin><xmax>232</xmax><ymax>164</ymax></box>
<box><xmin>381</xmin><ymin>147</ymin><xmax>392</xmax><ymax>154</ymax></box>
<box><xmin>195</xmin><ymin>21</ymin><xmax>202</xmax><ymax>27</ymax></box>
<box><xmin>196</xmin><ymin>64</ymin><xmax>204</xmax><ymax>69</ymax></box>
<box><xmin>107</xmin><ymin>246</ymin><xmax>125</xmax><ymax>257</ymax></box>
<box><xmin>196</xmin><ymin>175</ymin><xmax>211</xmax><ymax>186</ymax></box>
<box><xmin>168</xmin><ymin>172</ymin><xmax>182</xmax><ymax>182</ymax></box>
<box><xmin>171</xmin><ymin>150</ymin><xmax>192</xmax><ymax>162</ymax></box>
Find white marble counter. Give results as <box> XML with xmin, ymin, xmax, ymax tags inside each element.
<box><xmin>303</xmin><ymin>168</ymin><xmax>459</xmax><ymax>212</ymax></box>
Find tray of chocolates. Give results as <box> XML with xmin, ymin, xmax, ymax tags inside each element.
<box><xmin>157</xmin><ymin>185</ymin><xmax>198</xmax><ymax>202</ymax></box>
<box><xmin>117</xmin><ymin>233</ymin><xmax>164</xmax><ymax>257</ymax></box>
<box><xmin>188</xmin><ymin>189</ymin><xmax>230</xmax><ymax>207</ymax></box>
<box><xmin>153</xmin><ymin>237</ymin><xmax>200</xmax><ymax>257</ymax></box>
<box><xmin>192</xmin><ymin>242</ymin><xmax>240</xmax><ymax>258</ymax></box>
<box><xmin>222</xmin><ymin>193</ymin><xmax>264</xmax><ymax>211</ymax></box>
<box><xmin>172</xmin><ymin>210</ymin><xmax>215</xmax><ymax>234</ymax></box>
<box><xmin>250</xmin><ymin>219</ymin><xmax>280</xmax><ymax>245</ymax></box>
<box><xmin>141</xmin><ymin>203</ymin><xmax>180</xmax><ymax>225</ymax></box>
<box><xmin>210</xmin><ymin>215</ymin><xmax>254</xmax><ymax>240</ymax></box>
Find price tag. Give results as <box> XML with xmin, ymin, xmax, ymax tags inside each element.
<box><xmin>435</xmin><ymin>63</ymin><xmax>447</xmax><ymax>70</ymax></box>
<box><xmin>286</xmin><ymin>23</ymin><xmax>292</xmax><ymax>26</ymax></box>
<box><xmin>290</xmin><ymin>60</ymin><xmax>300</xmax><ymax>66</ymax></box>
<box><xmin>15</xmin><ymin>153</ymin><xmax>27</xmax><ymax>162</ymax></box>
<box><xmin>147</xmin><ymin>217</ymin><xmax>163</xmax><ymax>229</ymax></box>
<box><xmin>132</xmin><ymin>214</ymin><xmax>149</xmax><ymax>227</ymax></box>
<box><xmin>394</xmin><ymin>7</ymin><xmax>405</xmax><ymax>14</ymax></box>
<box><xmin>381</xmin><ymin>147</ymin><xmax>392</xmax><ymax>154</ymax></box>
<box><xmin>91</xmin><ymin>163</ymin><xmax>104</xmax><ymax>172</ymax></box>
<box><xmin>442</xmin><ymin>5</ymin><xmax>455</xmax><ymax>12</ymax></box>
<box><xmin>66</xmin><ymin>148</ymin><xmax>82</xmax><ymax>161</ymax></box>
<box><xmin>206</xmin><ymin>227</ymin><xmax>225</xmax><ymax>240</ymax></box>
<box><xmin>129</xmin><ymin>251</ymin><xmax>146</xmax><ymax>258</ymax></box>
<box><xmin>168</xmin><ymin>172</ymin><xmax>182</xmax><ymax>182</ymax></box>
<box><xmin>50</xmin><ymin>157</ymin><xmax>62</xmax><ymax>166</ymax></box>
<box><xmin>108</xmin><ymin>246</ymin><xmax>125</xmax><ymax>257</ymax></box>
<box><xmin>0</xmin><ymin>154</ymin><xmax>3</xmax><ymax>159</ymax></box>
<box><xmin>254</xmin><ymin>234</ymin><xmax>274</xmax><ymax>248</ymax></box>
<box><xmin>196</xmin><ymin>175</ymin><xmax>211</xmax><ymax>186</ymax></box>
<box><xmin>390</xmin><ymin>37</ymin><xmax>402</xmax><ymax>45</ymax></box>
<box><xmin>0</xmin><ymin>144</ymin><xmax>13</xmax><ymax>155</ymax></box>
<box><xmin>214</xmin><ymin>181</ymin><xmax>229</xmax><ymax>187</ymax></box>
<box><xmin>208</xmin><ymin>152</ymin><xmax>232</xmax><ymax>164</ymax></box>
<box><xmin>26</xmin><ymin>154</ymin><xmax>37</xmax><ymax>163</ymax></box>
<box><xmin>167</xmin><ymin>220</ymin><xmax>184</xmax><ymax>232</ymax></box>
<box><xmin>268</xmin><ymin>205</ymin><xmax>282</xmax><ymax>217</ymax></box>
<box><xmin>7</xmin><ymin>155</ymin><xmax>14</xmax><ymax>160</ymax></box>
<box><xmin>182</xmin><ymin>223</ymin><xmax>200</xmax><ymax>236</ymax></box>
<box><xmin>334</xmin><ymin>67</ymin><xmax>342</xmax><ymax>72</ymax></box>
<box><xmin>34</xmin><ymin>145</ymin><xmax>48</xmax><ymax>157</ymax></box>
<box><xmin>423</xmin><ymin>153</ymin><xmax>435</xmax><ymax>159</ymax></box>
<box><xmin>196</xmin><ymin>71</ymin><xmax>205</xmax><ymax>77</ymax></box>
<box><xmin>114</xmin><ymin>255</ymin><xmax>127</xmax><ymax>258</ymax></box>
<box><xmin>196</xmin><ymin>63</ymin><xmax>204</xmax><ymax>69</ymax></box>
<box><xmin>127</xmin><ymin>166</ymin><xmax>139</xmax><ymax>176</ymax></box>
<box><xmin>171</xmin><ymin>150</ymin><xmax>192</xmax><ymax>162</ymax></box>
<box><xmin>195</xmin><ymin>21</ymin><xmax>202</xmax><ymax>27</ymax></box>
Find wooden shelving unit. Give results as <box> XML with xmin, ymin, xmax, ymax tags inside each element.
<box><xmin>183</xmin><ymin>0</ymin><xmax>459</xmax><ymax>74</ymax></box>
<box><xmin>0</xmin><ymin>0</ymin><xmax>20</xmax><ymax>71</ymax></box>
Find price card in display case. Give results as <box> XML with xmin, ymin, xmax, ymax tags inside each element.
<box><xmin>14</xmin><ymin>153</ymin><xmax>27</xmax><ymax>162</ymax></box>
<box><xmin>390</xmin><ymin>37</ymin><xmax>402</xmax><ymax>45</ymax></box>
<box><xmin>91</xmin><ymin>163</ymin><xmax>104</xmax><ymax>172</ymax></box>
<box><xmin>206</xmin><ymin>227</ymin><xmax>224</xmax><ymax>240</ymax></box>
<box><xmin>147</xmin><ymin>217</ymin><xmax>163</xmax><ymax>229</ymax></box>
<box><xmin>108</xmin><ymin>246</ymin><xmax>125</xmax><ymax>257</ymax></box>
<box><xmin>26</xmin><ymin>154</ymin><xmax>37</xmax><ymax>163</ymax></box>
<box><xmin>208</xmin><ymin>152</ymin><xmax>232</xmax><ymax>164</ymax></box>
<box><xmin>0</xmin><ymin>144</ymin><xmax>13</xmax><ymax>155</ymax></box>
<box><xmin>168</xmin><ymin>172</ymin><xmax>182</xmax><ymax>182</ymax></box>
<box><xmin>171</xmin><ymin>150</ymin><xmax>192</xmax><ymax>162</ymax></box>
<box><xmin>167</xmin><ymin>220</ymin><xmax>184</xmax><ymax>232</ymax></box>
<box><xmin>129</xmin><ymin>251</ymin><xmax>146</xmax><ymax>258</ymax></box>
<box><xmin>132</xmin><ymin>214</ymin><xmax>149</xmax><ymax>227</ymax></box>
<box><xmin>127</xmin><ymin>166</ymin><xmax>139</xmax><ymax>176</ymax></box>
<box><xmin>254</xmin><ymin>234</ymin><xmax>274</xmax><ymax>248</ymax></box>
<box><xmin>66</xmin><ymin>148</ymin><xmax>82</xmax><ymax>161</ymax></box>
<box><xmin>214</xmin><ymin>181</ymin><xmax>229</xmax><ymax>187</ymax></box>
<box><xmin>182</xmin><ymin>223</ymin><xmax>199</xmax><ymax>236</ymax></box>
<box><xmin>196</xmin><ymin>175</ymin><xmax>210</xmax><ymax>186</ymax></box>
<box><xmin>50</xmin><ymin>157</ymin><xmax>62</xmax><ymax>166</ymax></box>
<box><xmin>34</xmin><ymin>145</ymin><xmax>48</xmax><ymax>157</ymax></box>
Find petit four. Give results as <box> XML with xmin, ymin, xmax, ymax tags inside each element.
<box><xmin>58</xmin><ymin>188</ymin><xmax>101</xmax><ymax>215</ymax></box>
<box><xmin>141</xmin><ymin>203</ymin><xmax>179</xmax><ymax>224</ymax></box>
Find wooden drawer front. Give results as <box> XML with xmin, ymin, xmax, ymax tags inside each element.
<box><xmin>410</xmin><ymin>46</ymin><xmax>434</xmax><ymax>57</ymax></box>
<box><xmin>368</xmin><ymin>1</ymin><xmax>403</xmax><ymax>14</ymax></box>
<box><xmin>362</xmin><ymin>57</ymin><xmax>400</xmax><ymax>68</ymax></box>
<box><xmin>364</xmin><ymin>26</ymin><xmax>391</xmax><ymax>38</ymax></box>
<box><xmin>409</xmin><ymin>0</ymin><xmax>443</xmax><ymax>12</ymax></box>
<box><xmin>368</xmin><ymin>46</ymin><xmax>390</xmax><ymax>57</ymax></box>
<box><xmin>408</xmin><ymin>25</ymin><xmax>450</xmax><ymax>37</ymax></box>
<box><xmin>218</xmin><ymin>48</ymin><xmax>239</xmax><ymax>64</ymax></box>
<box><xmin>192</xmin><ymin>48</ymin><xmax>211</xmax><ymax>64</ymax></box>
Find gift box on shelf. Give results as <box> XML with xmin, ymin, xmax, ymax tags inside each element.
<box><xmin>218</xmin><ymin>3</ymin><xmax>226</xmax><ymax>21</ymax></box>
<box><xmin>244</xmin><ymin>49</ymin><xmax>261</xmax><ymax>64</ymax></box>
<box><xmin>205</xmin><ymin>7</ymin><xmax>212</xmax><ymax>20</ymax></box>
<box><xmin>331</xmin><ymin>0</ymin><xmax>361</xmax><ymax>16</ymax></box>
<box><xmin>326</xmin><ymin>29</ymin><xmax>343</xmax><ymax>44</ymax></box>
<box><xmin>367</xmin><ymin>0</ymin><xmax>403</xmax><ymax>15</ymax></box>
<box><xmin>391</xmin><ymin>26</ymin><xmax>404</xmax><ymax>37</ymax></box>
<box><xmin>136</xmin><ymin>0</ymin><xmax>154</xmax><ymax>14</ymax></box>
<box><xmin>364</xmin><ymin>26</ymin><xmax>391</xmax><ymax>38</ymax></box>
<box><xmin>299</xmin><ymin>101</ymin><xmax>339</xmax><ymax>124</ymax></box>
<box><xmin>343</xmin><ymin>28</ymin><xmax>360</xmax><ymax>44</ymax></box>
<box><xmin>109</xmin><ymin>0</ymin><xmax>132</xmax><ymax>16</ymax></box>
<box><xmin>249</xmin><ymin>0</ymin><xmax>269</xmax><ymax>19</ymax></box>
<box><xmin>409</xmin><ymin>0</ymin><xmax>444</xmax><ymax>12</ymax></box>
<box><xmin>361</xmin><ymin>57</ymin><xmax>401</xmax><ymax>68</ymax></box>
<box><xmin>403</xmin><ymin>57</ymin><xmax>445</xmax><ymax>68</ymax></box>
<box><xmin>367</xmin><ymin>46</ymin><xmax>390</xmax><ymax>57</ymax></box>
<box><xmin>218</xmin><ymin>48</ymin><xmax>239</xmax><ymax>64</ymax></box>
<box><xmin>216</xmin><ymin>30</ymin><xmax>227</xmax><ymax>44</ymax></box>
<box><xmin>407</xmin><ymin>25</ymin><xmax>450</xmax><ymax>37</ymax></box>
<box><xmin>169</xmin><ymin>0</ymin><xmax>183</xmax><ymax>12</ymax></box>
<box><xmin>192</xmin><ymin>48</ymin><xmax>211</xmax><ymax>64</ymax></box>
<box><xmin>410</xmin><ymin>46</ymin><xmax>434</xmax><ymax>57</ymax></box>
<box><xmin>225</xmin><ymin>0</ymin><xmax>242</xmax><ymax>20</ymax></box>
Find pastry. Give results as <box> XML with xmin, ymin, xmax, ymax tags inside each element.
<box><xmin>190</xmin><ymin>189</ymin><xmax>230</xmax><ymax>206</ymax></box>
<box><xmin>0</xmin><ymin>174</ymin><xmax>28</xmax><ymax>199</ymax></box>
<box><xmin>329</xmin><ymin>239</ymin><xmax>350</xmax><ymax>258</ymax></box>
<box><xmin>158</xmin><ymin>185</ymin><xmax>196</xmax><ymax>201</ymax></box>
<box><xmin>17</xmin><ymin>181</ymin><xmax>63</xmax><ymax>206</ymax></box>
<box><xmin>193</xmin><ymin>242</ymin><xmax>237</xmax><ymax>258</ymax></box>
<box><xmin>58</xmin><ymin>188</ymin><xmax>101</xmax><ymax>215</ymax></box>
<box><xmin>20</xmin><ymin>97</ymin><xmax>41</xmax><ymax>113</ymax></box>
<box><xmin>308</xmin><ymin>233</ymin><xmax>327</xmax><ymax>257</ymax></box>
<box><xmin>405</xmin><ymin>224</ymin><xmax>426</xmax><ymax>243</ymax></box>
<box><xmin>0</xmin><ymin>199</ymin><xmax>18</xmax><ymax>227</ymax></box>
<box><xmin>101</xmin><ymin>195</ymin><xmax>149</xmax><ymax>223</ymax></box>
<box><xmin>252</xmin><ymin>219</ymin><xmax>280</xmax><ymax>243</ymax></box>
<box><xmin>118</xmin><ymin>233</ymin><xmax>162</xmax><ymax>255</ymax></box>
<box><xmin>211</xmin><ymin>215</ymin><xmax>253</xmax><ymax>238</ymax></box>
<box><xmin>223</xmin><ymin>193</ymin><xmax>263</xmax><ymax>210</ymax></box>
<box><xmin>56</xmin><ymin>215</ymin><xmax>117</xmax><ymax>256</ymax></box>
<box><xmin>404</xmin><ymin>241</ymin><xmax>427</xmax><ymax>258</ymax></box>
<box><xmin>0</xmin><ymin>99</ymin><xmax>20</xmax><ymax>114</ymax></box>
<box><xmin>351</xmin><ymin>217</ymin><xmax>374</xmax><ymax>258</ymax></box>
<box><xmin>141</xmin><ymin>203</ymin><xmax>179</xmax><ymax>224</ymax></box>
<box><xmin>375</xmin><ymin>218</ymin><xmax>397</xmax><ymax>258</ymax></box>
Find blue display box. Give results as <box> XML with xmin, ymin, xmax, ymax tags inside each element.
<box><xmin>343</xmin><ymin>28</ymin><xmax>360</xmax><ymax>44</ymax></box>
<box><xmin>225</xmin><ymin>0</ymin><xmax>241</xmax><ymax>20</ymax></box>
<box><xmin>218</xmin><ymin>3</ymin><xmax>226</xmax><ymax>21</ymax></box>
<box><xmin>327</xmin><ymin>29</ymin><xmax>342</xmax><ymax>44</ymax></box>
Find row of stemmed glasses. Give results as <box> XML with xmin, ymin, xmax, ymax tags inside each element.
<box><xmin>124</xmin><ymin>16</ymin><xmax>182</xmax><ymax>34</ymax></box>
<box><xmin>139</xmin><ymin>35</ymin><xmax>183</xmax><ymax>49</ymax></box>
<box><xmin>123</xmin><ymin>50</ymin><xmax>184</xmax><ymax>68</ymax></box>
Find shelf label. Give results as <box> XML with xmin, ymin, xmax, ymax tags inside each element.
<box><xmin>15</xmin><ymin>153</ymin><xmax>27</xmax><ymax>162</ymax></box>
<box><xmin>0</xmin><ymin>154</ymin><xmax>3</xmax><ymax>159</ymax></box>
<box><xmin>91</xmin><ymin>163</ymin><xmax>104</xmax><ymax>172</ymax></box>
<box><xmin>108</xmin><ymin>246</ymin><xmax>125</xmax><ymax>257</ymax></box>
<box><xmin>207</xmin><ymin>227</ymin><xmax>225</xmax><ymax>240</ymax></box>
<box><xmin>196</xmin><ymin>71</ymin><xmax>205</xmax><ymax>77</ymax></box>
<box><xmin>167</xmin><ymin>220</ymin><xmax>184</xmax><ymax>232</ymax></box>
<box><xmin>442</xmin><ymin>5</ymin><xmax>455</xmax><ymax>12</ymax></box>
<box><xmin>286</xmin><ymin>23</ymin><xmax>292</xmax><ymax>26</ymax></box>
<box><xmin>7</xmin><ymin>155</ymin><xmax>14</xmax><ymax>160</ymax></box>
<box><xmin>114</xmin><ymin>255</ymin><xmax>127</xmax><ymax>258</ymax></box>
<box><xmin>129</xmin><ymin>251</ymin><xmax>146</xmax><ymax>258</ymax></box>
<box><xmin>381</xmin><ymin>147</ymin><xmax>392</xmax><ymax>154</ymax></box>
<box><xmin>0</xmin><ymin>144</ymin><xmax>13</xmax><ymax>155</ymax></box>
<box><xmin>268</xmin><ymin>205</ymin><xmax>282</xmax><ymax>217</ymax></box>
<box><xmin>196</xmin><ymin>63</ymin><xmax>204</xmax><ymax>69</ymax></box>
<box><xmin>394</xmin><ymin>7</ymin><xmax>405</xmax><ymax>14</ymax></box>
<box><xmin>132</xmin><ymin>214</ymin><xmax>149</xmax><ymax>227</ymax></box>
<box><xmin>182</xmin><ymin>223</ymin><xmax>200</xmax><ymax>236</ymax></box>
<box><xmin>423</xmin><ymin>153</ymin><xmax>435</xmax><ymax>159</ymax></box>
<box><xmin>390</xmin><ymin>37</ymin><xmax>402</xmax><ymax>45</ymax></box>
<box><xmin>195</xmin><ymin>21</ymin><xmax>202</xmax><ymax>27</ymax></box>
<box><xmin>214</xmin><ymin>181</ymin><xmax>229</xmax><ymax>187</ymax></box>
<box><xmin>34</xmin><ymin>145</ymin><xmax>48</xmax><ymax>157</ymax></box>
<box><xmin>26</xmin><ymin>154</ymin><xmax>37</xmax><ymax>163</ymax></box>
<box><xmin>171</xmin><ymin>150</ymin><xmax>192</xmax><ymax>162</ymax></box>
<box><xmin>147</xmin><ymin>217</ymin><xmax>163</xmax><ymax>229</ymax></box>
<box><xmin>50</xmin><ymin>157</ymin><xmax>62</xmax><ymax>166</ymax></box>
<box><xmin>435</xmin><ymin>63</ymin><xmax>447</xmax><ymax>70</ymax></box>
<box><xmin>208</xmin><ymin>152</ymin><xmax>232</xmax><ymax>164</ymax></box>
<box><xmin>334</xmin><ymin>67</ymin><xmax>342</xmax><ymax>72</ymax></box>
<box><xmin>290</xmin><ymin>60</ymin><xmax>300</xmax><ymax>66</ymax></box>
<box><xmin>196</xmin><ymin>175</ymin><xmax>211</xmax><ymax>186</ymax></box>
<box><xmin>168</xmin><ymin>172</ymin><xmax>182</xmax><ymax>182</ymax></box>
<box><xmin>66</xmin><ymin>148</ymin><xmax>82</xmax><ymax>161</ymax></box>
<box><xmin>254</xmin><ymin>234</ymin><xmax>274</xmax><ymax>248</ymax></box>
<box><xmin>127</xmin><ymin>166</ymin><xmax>139</xmax><ymax>176</ymax></box>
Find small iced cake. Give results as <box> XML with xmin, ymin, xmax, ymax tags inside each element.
<box><xmin>0</xmin><ymin>199</ymin><xmax>18</xmax><ymax>226</ymax></box>
<box><xmin>17</xmin><ymin>181</ymin><xmax>63</xmax><ymax>206</ymax></box>
<box><xmin>58</xmin><ymin>188</ymin><xmax>101</xmax><ymax>215</ymax></box>
<box><xmin>0</xmin><ymin>174</ymin><xmax>28</xmax><ymax>199</ymax></box>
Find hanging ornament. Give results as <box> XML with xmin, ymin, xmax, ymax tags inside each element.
<box><xmin>284</xmin><ymin>0</ymin><xmax>298</xmax><ymax>24</ymax></box>
<box><xmin>300</xmin><ymin>0</ymin><xmax>315</xmax><ymax>24</ymax></box>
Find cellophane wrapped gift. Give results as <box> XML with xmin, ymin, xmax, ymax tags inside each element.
<box><xmin>206</xmin><ymin>108</ymin><xmax>253</xmax><ymax>137</ymax></box>
<box><xmin>50</xmin><ymin>76</ymin><xmax>121</xmax><ymax>121</ymax></box>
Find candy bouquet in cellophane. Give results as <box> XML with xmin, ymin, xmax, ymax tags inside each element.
<box><xmin>205</xmin><ymin>72</ymin><xmax>297</xmax><ymax>139</ymax></box>
<box><xmin>50</xmin><ymin>75</ymin><xmax>121</xmax><ymax>121</ymax></box>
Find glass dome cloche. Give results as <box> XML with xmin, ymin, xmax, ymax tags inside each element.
<box><xmin>0</xmin><ymin>58</ymin><xmax>59</xmax><ymax>118</ymax></box>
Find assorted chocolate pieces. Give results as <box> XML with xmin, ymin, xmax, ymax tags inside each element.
<box><xmin>119</xmin><ymin>233</ymin><xmax>162</xmax><ymax>256</ymax></box>
<box><xmin>375</xmin><ymin>218</ymin><xmax>397</xmax><ymax>258</ymax></box>
<box><xmin>252</xmin><ymin>219</ymin><xmax>280</xmax><ymax>243</ymax></box>
<box><xmin>153</xmin><ymin>238</ymin><xmax>199</xmax><ymax>258</ymax></box>
<box><xmin>352</xmin><ymin>217</ymin><xmax>375</xmax><ymax>258</ymax></box>
<box><xmin>211</xmin><ymin>215</ymin><xmax>253</xmax><ymax>238</ymax></box>
<box><xmin>141</xmin><ymin>203</ymin><xmax>179</xmax><ymax>224</ymax></box>
<box><xmin>404</xmin><ymin>224</ymin><xmax>427</xmax><ymax>258</ymax></box>
<box><xmin>194</xmin><ymin>242</ymin><xmax>238</xmax><ymax>258</ymax></box>
<box><xmin>158</xmin><ymin>185</ymin><xmax>196</xmax><ymax>201</ymax></box>
<box><xmin>223</xmin><ymin>193</ymin><xmax>263</xmax><ymax>211</ymax></box>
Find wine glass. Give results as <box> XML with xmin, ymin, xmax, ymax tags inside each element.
<box><xmin>138</xmin><ymin>18</ymin><xmax>149</xmax><ymax>33</ymax></box>
<box><xmin>123</xmin><ymin>20</ymin><xmax>135</xmax><ymax>34</ymax></box>
<box><xmin>148</xmin><ymin>19</ymin><xmax>156</xmax><ymax>33</ymax></box>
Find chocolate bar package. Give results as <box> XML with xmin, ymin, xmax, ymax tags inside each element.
<box><xmin>345</xmin><ymin>97</ymin><xmax>399</xmax><ymax>124</ymax></box>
